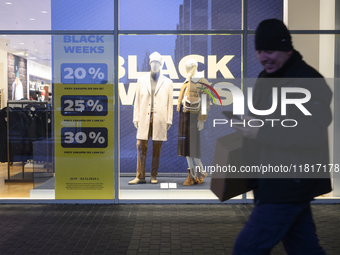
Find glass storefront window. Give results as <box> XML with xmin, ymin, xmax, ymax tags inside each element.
<box><xmin>0</xmin><ymin>1</ymin><xmax>51</xmax><ymax>30</ymax></box>
<box><xmin>51</xmin><ymin>0</ymin><xmax>114</xmax><ymax>30</ymax></box>
<box><xmin>246</xmin><ymin>34</ymin><xmax>338</xmax><ymax>200</ymax></box>
<box><xmin>0</xmin><ymin>0</ymin><xmax>339</xmax><ymax>202</ymax></box>
<box><xmin>118</xmin><ymin>34</ymin><xmax>242</xmax><ymax>199</ymax></box>
<box><xmin>119</xmin><ymin>0</ymin><xmax>242</xmax><ymax>30</ymax></box>
<box><xmin>0</xmin><ymin>35</ymin><xmax>52</xmax><ymax>198</ymax></box>
<box><xmin>247</xmin><ymin>0</ymin><xmax>283</xmax><ymax>30</ymax></box>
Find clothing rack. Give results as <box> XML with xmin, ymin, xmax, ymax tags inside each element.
<box><xmin>5</xmin><ymin>100</ymin><xmax>49</xmax><ymax>183</ymax></box>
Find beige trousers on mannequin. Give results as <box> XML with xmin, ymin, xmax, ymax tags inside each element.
<box><xmin>136</xmin><ymin>113</ymin><xmax>163</xmax><ymax>179</ymax></box>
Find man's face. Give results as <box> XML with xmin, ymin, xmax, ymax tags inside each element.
<box><xmin>256</xmin><ymin>50</ymin><xmax>292</xmax><ymax>73</ymax></box>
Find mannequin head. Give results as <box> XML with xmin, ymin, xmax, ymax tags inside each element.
<box><xmin>149</xmin><ymin>52</ymin><xmax>162</xmax><ymax>74</ymax></box>
<box><xmin>150</xmin><ymin>61</ymin><xmax>161</xmax><ymax>73</ymax></box>
<box><xmin>185</xmin><ymin>59</ymin><xmax>198</xmax><ymax>78</ymax></box>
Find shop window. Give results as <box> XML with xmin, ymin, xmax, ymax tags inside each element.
<box><xmin>0</xmin><ymin>1</ymin><xmax>51</xmax><ymax>30</ymax></box>
<box><xmin>51</xmin><ymin>0</ymin><xmax>114</xmax><ymax>30</ymax></box>
<box><xmin>0</xmin><ymin>35</ymin><xmax>52</xmax><ymax>198</ymax></box>
<box><xmin>119</xmin><ymin>34</ymin><xmax>242</xmax><ymax>199</ymax></box>
<box><xmin>247</xmin><ymin>0</ymin><xmax>283</xmax><ymax>30</ymax></box>
<box><xmin>119</xmin><ymin>0</ymin><xmax>242</xmax><ymax>30</ymax></box>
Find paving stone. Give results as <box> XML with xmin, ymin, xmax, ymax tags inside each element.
<box><xmin>0</xmin><ymin>204</ymin><xmax>338</xmax><ymax>254</ymax></box>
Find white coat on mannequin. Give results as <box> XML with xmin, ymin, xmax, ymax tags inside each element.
<box><xmin>133</xmin><ymin>66</ymin><xmax>173</xmax><ymax>141</ymax></box>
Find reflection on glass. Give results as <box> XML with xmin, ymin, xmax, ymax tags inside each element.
<box><xmin>119</xmin><ymin>35</ymin><xmax>241</xmax><ymax>196</ymax></box>
<box><xmin>51</xmin><ymin>0</ymin><xmax>114</xmax><ymax>30</ymax></box>
<box><xmin>0</xmin><ymin>1</ymin><xmax>51</xmax><ymax>30</ymax></box>
<box><xmin>247</xmin><ymin>0</ymin><xmax>283</xmax><ymax>30</ymax></box>
<box><xmin>119</xmin><ymin>0</ymin><xmax>242</xmax><ymax>30</ymax></box>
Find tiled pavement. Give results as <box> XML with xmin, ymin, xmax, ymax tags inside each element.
<box><xmin>0</xmin><ymin>204</ymin><xmax>339</xmax><ymax>255</ymax></box>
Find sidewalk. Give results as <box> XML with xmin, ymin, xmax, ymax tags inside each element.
<box><xmin>0</xmin><ymin>204</ymin><xmax>339</xmax><ymax>255</ymax></box>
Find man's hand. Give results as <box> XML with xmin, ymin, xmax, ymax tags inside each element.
<box><xmin>197</xmin><ymin>120</ymin><xmax>204</xmax><ymax>131</ymax></box>
<box><xmin>167</xmin><ymin>123</ymin><xmax>171</xmax><ymax>130</ymax></box>
<box><xmin>231</xmin><ymin>115</ymin><xmax>260</xmax><ymax>139</ymax></box>
<box><xmin>134</xmin><ymin>121</ymin><xmax>138</xmax><ymax>129</ymax></box>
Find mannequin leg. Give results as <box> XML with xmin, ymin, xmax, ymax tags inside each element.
<box><xmin>128</xmin><ymin>139</ymin><xmax>148</xmax><ymax>184</ymax></box>
<box><xmin>136</xmin><ymin>139</ymin><xmax>148</xmax><ymax>179</ymax></box>
<box><xmin>129</xmin><ymin>117</ymin><xmax>152</xmax><ymax>185</ymax></box>
<box><xmin>151</xmin><ymin>141</ymin><xmax>163</xmax><ymax>177</ymax></box>
<box><xmin>194</xmin><ymin>158</ymin><xmax>208</xmax><ymax>178</ymax></box>
<box><xmin>186</xmin><ymin>156</ymin><xmax>197</xmax><ymax>178</ymax></box>
<box><xmin>183</xmin><ymin>156</ymin><xmax>196</xmax><ymax>186</ymax></box>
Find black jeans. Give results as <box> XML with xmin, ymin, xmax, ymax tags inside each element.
<box><xmin>233</xmin><ymin>202</ymin><xmax>325</xmax><ymax>255</ymax></box>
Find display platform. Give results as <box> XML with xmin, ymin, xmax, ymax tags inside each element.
<box><xmin>119</xmin><ymin>176</ymin><xmax>231</xmax><ymax>200</ymax></box>
<box><xmin>30</xmin><ymin>177</ymin><xmax>55</xmax><ymax>199</ymax></box>
<box><xmin>120</xmin><ymin>176</ymin><xmax>212</xmax><ymax>190</ymax></box>
<box><xmin>29</xmin><ymin>176</ymin><xmax>229</xmax><ymax>200</ymax></box>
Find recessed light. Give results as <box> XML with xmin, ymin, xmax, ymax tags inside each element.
<box><xmin>20</xmin><ymin>43</ymin><xmax>24</xmax><ymax>45</ymax></box>
<box><xmin>35</xmin><ymin>49</ymin><xmax>38</xmax><ymax>51</ymax></box>
<box><xmin>41</xmin><ymin>11</ymin><xmax>47</xmax><ymax>14</ymax></box>
<box><xmin>5</xmin><ymin>2</ymin><xmax>12</xmax><ymax>5</ymax></box>
<box><xmin>29</xmin><ymin>18</ymin><xmax>35</xmax><ymax>21</ymax></box>
<box><xmin>15</xmin><ymin>52</ymin><xmax>26</xmax><ymax>56</ymax></box>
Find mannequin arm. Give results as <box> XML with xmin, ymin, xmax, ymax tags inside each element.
<box><xmin>134</xmin><ymin>121</ymin><xmax>138</xmax><ymax>129</ymax></box>
<box><xmin>167</xmin><ymin>123</ymin><xmax>171</xmax><ymax>130</ymax></box>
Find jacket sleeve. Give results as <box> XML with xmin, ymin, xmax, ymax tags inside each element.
<box><xmin>256</xmin><ymin>79</ymin><xmax>332</xmax><ymax>149</ymax></box>
<box><xmin>177</xmin><ymin>83</ymin><xmax>185</xmax><ymax>112</ymax></box>
<box><xmin>167</xmin><ymin>80</ymin><xmax>173</xmax><ymax>125</ymax></box>
<box><xmin>133</xmin><ymin>78</ymin><xmax>141</xmax><ymax>123</ymax></box>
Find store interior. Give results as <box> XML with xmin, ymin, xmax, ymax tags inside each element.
<box><xmin>0</xmin><ymin>34</ymin><xmax>52</xmax><ymax>198</ymax></box>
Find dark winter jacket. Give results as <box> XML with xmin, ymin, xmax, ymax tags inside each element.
<box><xmin>244</xmin><ymin>50</ymin><xmax>332</xmax><ymax>204</ymax></box>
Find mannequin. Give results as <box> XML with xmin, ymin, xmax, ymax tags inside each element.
<box><xmin>129</xmin><ymin>52</ymin><xmax>173</xmax><ymax>185</ymax></box>
<box><xmin>134</xmin><ymin>60</ymin><xmax>171</xmax><ymax>131</ymax></box>
<box><xmin>12</xmin><ymin>77</ymin><xmax>23</xmax><ymax>100</ymax></box>
<box><xmin>177</xmin><ymin>59</ymin><xmax>209</xmax><ymax>186</ymax></box>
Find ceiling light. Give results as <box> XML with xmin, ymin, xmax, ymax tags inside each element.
<box><xmin>20</xmin><ymin>43</ymin><xmax>24</xmax><ymax>45</ymax></box>
<box><xmin>29</xmin><ymin>18</ymin><xmax>35</xmax><ymax>21</ymax></box>
<box><xmin>41</xmin><ymin>11</ymin><xmax>47</xmax><ymax>14</ymax></box>
<box><xmin>35</xmin><ymin>49</ymin><xmax>38</xmax><ymax>51</ymax></box>
<box><xmin>14</xmin><ymin>52</ymin><xmax>26</xmax><ymax>56</ymax></box>
<box><xmin>5</xmin><ymin>2</ymin><xmax>12</xmax><ymax>5</ymax></box>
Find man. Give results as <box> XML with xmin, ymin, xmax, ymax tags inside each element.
<box><xmin>232</xmin><ymin>19</ymin><xmax>332</xmax><ymax>254</ymax></box>
<box><xmin>129</xmin><ymin>52</ymin><xmax>173</xmax><ymax>185</ymax></box>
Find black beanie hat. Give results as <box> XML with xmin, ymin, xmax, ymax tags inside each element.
<box><xmin>255</xmin><ymin>19</ymin><xmax>293</xmax><ymax>51</ymax></box>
